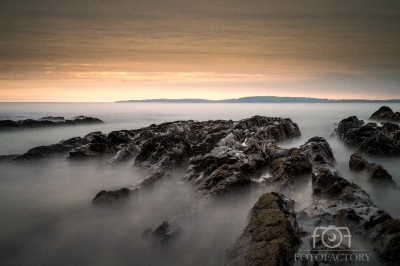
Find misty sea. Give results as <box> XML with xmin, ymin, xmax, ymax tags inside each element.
<box><xmin>0</xmin><ymin>102</ymin><xmax>399</xmax><ymax>265</ymax></box>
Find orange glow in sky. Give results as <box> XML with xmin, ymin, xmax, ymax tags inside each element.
<box><xmin>1</xmin><ymin>0</ymin><xmax>399</xmax><ymax>101</ymax></box>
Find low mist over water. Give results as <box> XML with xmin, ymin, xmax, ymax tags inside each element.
<box><xmin>0</xmin><ymin>102</ymin><xmax>399</xmax><ymax>265</ymax></box>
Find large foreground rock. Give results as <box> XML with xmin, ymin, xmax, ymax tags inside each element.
<box><xmin>332</xmin><ymin>116</ymin><xmax>400</xmax><ymax>155</ymax></box>
<box><xmin>226</xmin><ymin>192</ymin><xmax>301</xmax><ymax>266</ymax></box>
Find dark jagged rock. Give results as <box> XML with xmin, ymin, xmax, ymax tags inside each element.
<box><xmin>184</xmin><ymin>117</ymin><xmax>301</xmax><ymax>196</ymax></box>
<box><xmin>299</xmin><ymin>136</ymin><xmax>335</xmax><ymax>167</ymax></box>
<box><xmin>136</xmin><ymin>168</ymin><xmax>169</xmax><ymax>188</ymax></box>
<box><xmin>134</xmin><ymin>133</ymin><xmax>193</xmax><ymax>171</ymax></box>
<box><xmin>0</xmin><ymin>115</ymin><xmax>103</xmax><ymax>130</ymax></box>
<box><xmin>107</xmin><ymin>144</ymin><xmax>140</xmax><ymax>164</ymax></box>
<box><xmin>268</xmin><ymin>148</ymin><xmax>312</xmax><ymax>191</ymax></box>
<box><xmin>303</xmin><ymin>167</ymin><xmax>400</xmax><ymax>263</ymax></box>
<box><xmin>92</xmin><ymin>169</ymin><xmax>168</xmax><ymax>204</ymax></box>
<box><xmin>349</xmin><ymin>153</ymin><xmax>397</xmax><ymax>187</ymax></box>
<box><xmin>369</xmin><ymin>106</ymin><xmax>400</xmax><ymax>122</ymax></box>
<box><xmin>92</xmin><ymin>188</ymin><xmax>132</xmax><ymax>204</ymax></box>
<box><xmin>69</xmin><ymin>131</ymin><xmax>115</xmax><ymax>159</ymax></box>
<box><xmin>366</xmin><ymin>216</ymin><xmax>400</xmax><ymax>262</ymax></box>
<box><xmin>9</xmin><ymin>137</ymin><xmax>90</xmax><ymax>163</ymax></box>
<box><xmin>89</xmin><ymin>116</ymin><xmax>302</xmax><ymax>198</ymax></box>
<box><xmin>226</xmin><ymin>192</ymin><xmax>301</xmax><ymax>266</ymax></box>
<box><xmin>332</xmin><ymin>116</ymin><xmax>400</xmax><ymax>156</ymax></box>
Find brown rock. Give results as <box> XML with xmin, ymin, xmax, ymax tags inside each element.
<box><xmin>226</xmin><ymin>192</ymin><xmax>301</xmax><ymax>266</ymax></box>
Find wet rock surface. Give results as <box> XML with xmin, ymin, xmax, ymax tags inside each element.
<box><xmin>349</xmin><ymin>153</ymin><xmax>398</xmax><ymax>187</ymax></box>
<box><xmin>299</xmin><ymin>137</ymin><xmax>335</xmax><ymax>167</ymax></box>
<box><xmin>332</xmin><ymin>116</ymin><xmax>400</xmax><ymax>155</ymax></box>
<box><xmin>226</xmin><ymin>192</ymin><xmax>301</xmax><ymax>266</ymax></box>
<box><xmin>69</xmin><ymin>131</ymin><xmax>115</xmax><ymax>159</ymax></box>
<box><xmin>0</xmin><ymin>115</ymin><xmax>103</xmax><ymax>130</ymax></box>
<box><xmin>369</xmin><ymin>106</ymin><xmax>400</xmax><ymax>122</ymax></box>
<box><xmin>268</xmin><ymin>148</ymin><xmax>312</xmax><ymax>192</ymax></box>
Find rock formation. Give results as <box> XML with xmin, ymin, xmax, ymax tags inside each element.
<box><xmin>9</xmin><ymin>136</ymin><xmax>90</xmax><ymax>163</ymax></box>
<box><xmin>0</xmin><ymin>115</ymin><xmax>103</xmax><ymax>130</ymax></box>
<box><xmin>4</xmin><ymin>111</ymin><xmax>400</xmax><ymax>264</ymax></box>
<box><xmin>226</xmin><ymin>192</ymin><xmax>301</xmax><ymax>266</ymax></box>
<box><xmin>349</xmin><ymin>152</ymin><xmax>398</xmax><ymax>187</ymax></box>
<box><xmin>332</xmin><ymin>116</ymin><xmax>400</xmax><ymax>155</ymax></box>
<box><xmin>92</xmin><ymin>188</ymin><xmax>133</xmax><ymax>204</ymax></box>
<box><xmin>369</xmin><ymin>106</ymin><xmax>400</xmax><ymax>122</ymax></box>
<box><xmin>302</xmin><ymin>167</ymin><xmax>400</xmax><ymax>263</ymax></box>
<box><xmin>299</xmin><ymin>137</ymin><xmax>335</xmax><ymax>167</ymax></box>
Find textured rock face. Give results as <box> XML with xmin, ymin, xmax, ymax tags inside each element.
<box><xmin>226</xmin><ymin>192</ymin><xmax>301</xmax><ymax>266</ymax></box>
<box><xmin>369</xmin><ymin>106</ymin><xmax>400</xmax><ymax>122</ymax></box>
<box><xmin>6</xmin><ymin>115</ymin><xmax>304</xmax><ymax>210</ymax></box>
<box><xmin>0</xmin><ymin>116</ymin><xmax>103</xmax><ymax>130</ymax></box>
<box><xmin>349</xmin><ymin>153</ymin><xmax>398</xmax><ymax>187</ymax></box>
<box><xmin>302</xmin><ymin>167</ymin><xmax>400</xmax><ymax>263</ymax></box>
<box><xmin>268</xmin><ymin>148</ymin><xmax>312</xmax><ymax>191</ymax></box>
<box><xmin>69</xmin><ymin>131</ymin><xmax>115</xmax><ymax>158</ymax></box>
<box><xmin>332</xmin><ymin>116</ymin><xmax>400</xmax><ymax>155</ymax></box>
<box><xmin>178</xmin><ymin>116</ymin><xmax>302</xmax><ymax>196</ymax></box>
<box><xmin>299</xmin><ymin>137</ymin><xmax>335</xmax><ymax>167</ymax></box>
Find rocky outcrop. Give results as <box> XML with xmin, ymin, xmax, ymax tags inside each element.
<box><xmin>369</xmin><ymin>106</ymin><xmax>400</xmax><ymax>122</ymax></box>
<box><xmin>332</xmin><ymin>116</ymin><xmax>400</xmax><ymax>155</ymax></box>
<box><xmin>69</xmin><ymin>131</ymin><xmax>115</xmax><ymax>159</ymax></box>
<box><xmin>349</xmin><ymin>153</ymin><xmax>398</xmax><ymax>187</ymax></box>
<box><xmin>299</xmin><ymin>137</ymin><xmax>335</xmax><ymax>167</ymax></box>
<box><xmin>133</xmin><ymin>133</ymin><xmax>193</xmax><ymax>171</ymax></box>
<box><xmin>268</xmin><ymin>148</ymin><xmax>312</xmax><ymax>191</ymax></box>
<box><xmin>181</xmin><ymin>116</ymin><xmax>301</xmax><ymax>196</ymax></box>
<box><xmin>0</xmin><ymin>115</ymin><xmax>103</xmax><ymax>130</ymax></box>
<box><xmin>9</xmin><ymin>136</ymin><xmax>90</xmax><ymax>163</ymax></box>
<box><xmin>92</xmin><ymin>188</ymin><xmax>133</xmax><ymax>204</ymax></box>
<box><xmin>226</xmin><ymin>192</ymin><xmax>301</xmax><ymax>266</ymax></box>
<box><xmin>302</xmin><ymin>167</ymin><xmax>400</xmax><ymax>263</ymax></box>
<box><xmin>365</xmin><ymin>214</ymin><xmax>400</xmax><ymax>262</ymax></box>
<box><xmin>87</xmin><ymin>116</ymin><xmax>302</xmax><ymax>201</ymax></box>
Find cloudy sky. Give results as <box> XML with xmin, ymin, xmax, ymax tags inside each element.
<box><xmin>1</xmin><ymin>0</ymin><xmax>399</xmax><ymax>101</ymax></box>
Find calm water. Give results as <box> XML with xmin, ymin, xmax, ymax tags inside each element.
<box><xmin>0</xmin><ymin>102</ymin><xmax>399</xmax><ymax>265</ymax></box>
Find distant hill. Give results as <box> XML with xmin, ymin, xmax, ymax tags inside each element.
<box><xmin>116</xmin><ymin>96</ymin><xmax>400</xmax><ymax>103</ymax></box>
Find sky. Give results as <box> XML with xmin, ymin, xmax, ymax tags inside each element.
<box><xmin>0</xmin><ymin>0</ymin><xmax>399</xmax><ymax>102</ymax></box>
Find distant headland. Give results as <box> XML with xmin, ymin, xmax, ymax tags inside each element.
<box><xmin>116</xmin><ymin>96</ymin><xmax>400</xmax><ymax>103</ymax></box>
